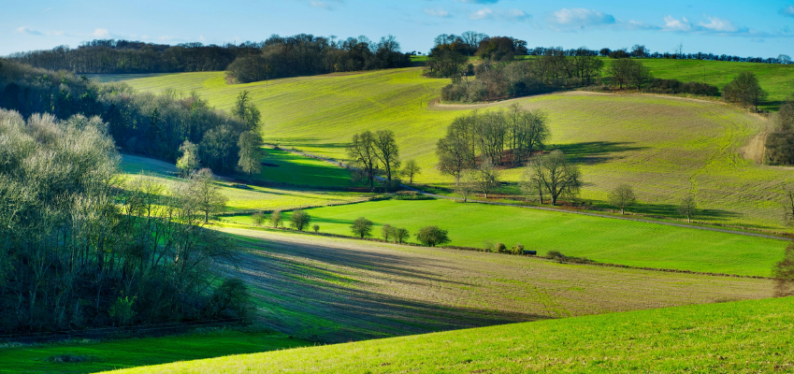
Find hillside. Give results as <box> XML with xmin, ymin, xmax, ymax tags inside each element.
<box><xmin>113</xmin><ymin>63</ymin><xmax>794</xmax><ymax>230</ymax></box>
<box><xmin>102</xmin><ymin>296</ymin><xmax>794</xmax><ymax>374</ymax></box>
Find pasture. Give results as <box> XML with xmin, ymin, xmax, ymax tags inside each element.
<box><xmin>114</xmin><ymin>65</ymin><xmax>794</xmax><ymax>230</ymax></box>
<box><xmin>214</xmin><ymin>228</ymin><xmax>772</xmax><ymax>342</ymax></box>
<box><xmin>120</xmin><ymin>154</ymin><xmax>370</xmax><ymax>212</ymax></box>
<box><xmin>101</xmin><ymin>296</ymin><xmax>794</xmax><ymax>374</ymax></box>
<box><xmin>221</xmin><ymin>199</ymin><xmax>788</xmax><ymax>276</ymax></box>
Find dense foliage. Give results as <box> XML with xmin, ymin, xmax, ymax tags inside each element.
<box><xmin>7</xmin><ymin>39</ymin><xmax>261</xmax><ymax>74</ymax></box>
<box><xmin>0</xmin><ymin>59</ymin><xmax>250</xmax><ymax>173</ymax></box>
<box><xmin>765</xmin><ymin>99</ymin><xmax>794</xmax><ymax>165</ymax></box>
<box><xmin>0</xmin><ymin>109</ymin><xmax>250</xmax><ymax>333</ymax></box>
<box><xmin>226</xmin><ymin>34</ymin><xmax>411</xmax><ymax>83</ymax></box>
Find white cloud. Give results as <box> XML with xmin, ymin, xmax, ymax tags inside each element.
<box><xmin>782</xmin><ymin>5</ymin><xmax>794</xmax><ymax>17</ymax></box>
<box><xmin>14</xmin><ymin>27</ymin><xmax>43</xmax><ymax>36</ymax></box>
<box><xmin>424</xmin><ymin>8</ymin><xmax>450</xmax><ymax>18</ymax></box>
<box><xmin>93</xmin><ymin>28</ymin><xmax>109</xmax><ymax>37</ymax></box>
<box><xmin>550</xmin><ymin>8</ymin><xmax>615</xmax><ymax>29</ymax></box>
<box><xmin>199</xmin><ymin>35</ymin><xmax>206</xmax><ymax>42</ymax></box>
<box><xmin>698</xmin><ymin>17</ymin><xmax>739</xmax><ymax>32</ymax></box>
<box><xmin>469</xmin><ymin>7</ymin><xmax>529</xmax><ymax>22</ymax></box>
<box><xmin>663</xmin><ymin>15</ymin><xmax>692</xmax><ymax>31</ymax></box>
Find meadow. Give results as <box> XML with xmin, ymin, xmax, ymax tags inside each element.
<box><xmin>120</xmin><ymin>154</ymin><xmax>369</xmax><ymax>213</ymax></box>
<box><xmin>102</xmin><ymin>296</ymin><xmax>794</xmax><ymax>374</ymax></box>
<box><xmin>114</xmin><ymin>62</ymin><xmax>794</xmax><ymax>230</ymax></box>
<box><xmin>221</xmin><ymin>199</ymin><xmax>787</xmax><ymax>277</ymax></box>
<box><xmin>0</xmin><ymin>331</ymin><xmax>309</xmax><ymax>374</ymax></box>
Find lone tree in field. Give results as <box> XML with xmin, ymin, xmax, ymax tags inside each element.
<box><xmin>773</xmin><ymin>243</ymin><xmax>794</xmax><ymax>297</ymax></box>
<box><xmin>525</xmin><ymin>150</ymin><xmax>582</xmax><ymax>206</ymax></box>
<box><xmin>678</xmin><ymin>195</ymin><xmax>697</xmax><ymax>223</ymax></box>
<box><xmin>722</xmin><ymin>72</ymin><xmax>768</xmax><ymax>111</ymax></box>
<box><xmin>475</xmin><ymin>160</ymin><xmax>500</xmax><ymax>199</ymax></box>
<box><xmin>373</xmin><ymin>130</ymin><xmax>400</xmax><ymax>183</ymax></box>
<box><xmin>351</xmin><ymin>217</ymin><xmax>374</xmax><ymax>239</ymax></box>
<box><xmin>313</xmin><ymin>224</ymin><xmax>320</xmax><ymax>233</ymax></box>
<box><xmin>270</xmin><ymin>210</ymin><xmax>283</xmax><ymax>228</ymax></box>
<box><xmin>237</xmin><ymin>131</ymin><xmax>263</xmax><ymax>181</ymax></box>
<box><xmin>189</xmin><ymin>168</ymin><xmax>228</xmax><ymax>223</ymax></box>
<box><xmin>252</xmin><ymin>211</ymin><xmax>266</xmax><ymax>226</ymax></box>
<box><xmin>402</xmin><ymin>159</ymin><xmax>422</xmax><ymax>184</ymax></box>
<box><xmin>394</xmin><ymin>228</ymin><xmax>410</xmax><ymax>244</ymax></box>
<box><xmin>347</xmin><ymin>131</ymin><xmax>378</xmax><ymax>189</ymax></box>
<box><xmin>289</xmin><ymin>210</ymin><xmax>311</xmax><ymax>231</ymax></box>
<box><xmin>416</xmin><ymin>226</ymin><xmax>450</xmax><ymax>247</ymax></box>
<box><xmin>177</xmin><ymin>140</ymin><xmax>201</xmax><ymax>176</ymax></box>
<box><xmin>381</xmin><ymin>224</ymin><xmax>394</xmax><ymax>241</ymax></box>
<box><xmin>608</xmin><ymin>184</ymin><xmax>637</xmax><ymax>215</ymax></box>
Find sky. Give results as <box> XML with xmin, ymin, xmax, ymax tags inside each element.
<box><xmin>2</xmin><ymin>0</ymin><xmax>794</xmax><ymax>58</ymax></box>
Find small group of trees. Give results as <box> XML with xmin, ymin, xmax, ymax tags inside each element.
<box><xmin>722</xmin><ymin>72</ymin><xmax>768</xmax><ymax>111</ymax></box>
<box><xmin>766</xmin><ymin>98</ymin><xmax>794</xmax><ymax>165</ymax></box>
<box><xmin>251</xmin><ymin>209</ymin><xmax>312</xmax><ymax>231</ymax></box>
<box><xmin>346</xmin><ymin>130</ymin><xmax>419</xmax><ymax>189</ymax></box>
<box><xmin>522</xmin><ymin>150</ymin><xmax>583</xmax><ymax>206</ymax></box>
<box><xmin>349</xmin><ymin>218</ymin><xmax>409</xmax><ymax>243</ymax></box>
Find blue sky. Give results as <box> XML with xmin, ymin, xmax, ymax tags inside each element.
<box><xmin>2</xmin><ymin>0</ymin><xmax>794</xmax><ymax>58</ymax></box>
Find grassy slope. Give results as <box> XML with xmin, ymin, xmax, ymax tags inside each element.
<box><xmin>221</xmin><ymin>199</ymin><xmax>786</xmax><ymax>276</ymax></box>
<box><xmin>115</xmin><ymin>63</ymin><xmax>794</xmax><ymax>229</ymax></box>
<box><xmin>0</xmin><ymin>332</ymin><xmax>309</xmax><ymax>374</ymax></box>
<box><xmin>104</xmin><ymin>297</ymin><xmax>794</xmax><ymax>374</ymax></box>
<box><xmin>120</xmin><ymin>155</ymin><xmax>369</xmax><ymax>212</ymax></box>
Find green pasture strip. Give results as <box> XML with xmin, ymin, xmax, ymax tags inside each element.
<box><xmin>221</xmin><ymin>199</ymin><xmax>787</xmax><ymax>276</ymax></box>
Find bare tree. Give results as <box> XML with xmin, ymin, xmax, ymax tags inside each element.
<box><xmin>394</xmin><ymin>228</ymin><xmax>409</xmax><ymax>244</ymax></box>
<box><xmin>373</xmin><ymin>130</ymin><xmax>400</xmax><ymax>182</ymax></box>
<box><xmin>270</xmin><ymin>210</ymin><xmax>283</xmax><ymax>228</ymax></box>
<box><xmin>188</xmin><ymin>168</ymin><xmax>228</xmax><ymax>223</ymax></box>
<box><xmin>475</xmin><ymin>160</ymin><xmax>500</xmax><ymax>199</ymax></box>
<box><xmin>455</xmin><ymin>170</ymin><xmax>477</xmax><ymax>203</ymax></box>
<box><xmin>609</xmin><ymin>58</ymin><xmax>633</xmax><ymax>89</ymax></box>
<box><xmin>402</xmin><ymin>159</ymin><xmax>422</xmax><ymax>184</ymax></box>
<box><xmin>347</xmin><ymin>131</ymin><xmax>378</xmax><ymax>189</ymax></box>
<box><xmin>381</xmin><ymin>224</ymin><xmax>394</xmax><ymax>241</ymax></box>
<box><xmin>525</xmin><ymin>150</ymin><xmax>582</xmax><ymax>206</ymax></box>
<box><xmin>177</xmin><ymin>140</ymin><xmax>200</xmax><ymax>176</ymax></box>
<box><xmin>678</xmin><ymin>195</ymin><xmax>697</xmax><ymax>223</ymax></box>
<box><xmin>237</xmin><ymin>131</ymin><xmax>263</xmax><ymax>181</ymax></box>
<box><xmin>608</xmin><ymin>184</ymin><xmax>637</xmax><ymax>214</ymax></box>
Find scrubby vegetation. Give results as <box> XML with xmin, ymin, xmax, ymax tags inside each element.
<box><xmin>766</xmin><ymin>98</ymin><xmax>794</xmax><ymax>164</ymax></box>
<box><xmin>0</xmin><ymin>109</ymin><xmax>250</xmax><ymax>334</ymax></box>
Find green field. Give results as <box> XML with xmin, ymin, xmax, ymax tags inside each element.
<box><xmin>221</xmin><ymin>199</ymin><xmax>787</xmax><ymax>276</ymax></box>
<box><xmin>113</xmin><ymin>63</ymin><xmax>794</xmax><ymax>230</ymax></box>
<box><xmin>102</xmin><ymin>296</ymin><xmax>794</xmax><ymax>374</ymax></box>
<box><xmin>0</xmin><ymin>331</ymin><xmax>309</xmax><ymax>374</ymax></box>
<box><xmin>120</xmin><ymin>154</ymin><xmax>369</xmax><ymax>212</ymax></box>
<box><xmin>251</xmin><ymin>147</ymin><xmax>360</xmax><ymax>188</ymax></box>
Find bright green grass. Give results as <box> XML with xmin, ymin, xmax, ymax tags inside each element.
<box><xmin>221</xmin><ymin>199</ymin><xmax>787</xmax><ymax>276</ymax></box>
<box><xmin>113</xmin><ymin>65</ymin><xmax>794</xmax><ymax>230</ymax></box>
<box><xmin>120</xmin><ymin>155</ymin><xmax>370</xmax><ymax>212</ymax></box>
<box><xmin>103</xmin><ymin>297</ymin><xmax>794</xmax><ymax>374</ymax></box>
<box><xmin>0</xmin><ymin>331</ymin><xmax>309</xmax><ymax>374</ymax></box>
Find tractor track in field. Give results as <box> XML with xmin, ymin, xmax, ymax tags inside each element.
<box><xmin>277</xmin><ymin>148</ymin><xmax>790</xmax><ymax>242</ymax></box>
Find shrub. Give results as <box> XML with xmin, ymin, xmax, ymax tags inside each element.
<box><xmin>351</xmin><ymin>217</ymin><xmax>374</xmax><ymax>239</ymax></box>
<box><xmin>416</xmin><ymin>226</ymin><xmax>451</xmax><ymax>247</ymax></box>
<box><xmin>511</xmin><ymin>243</ymin><xmax>525</xmax><ymax>255</ymax></box>
<box><xmin>394</xmin><ymin>228</ymin><xmax>410</xmax><ymax>244</ymax></box>
<box><xmin>482</xmin><ymin>239</ymin><xmax>495</xmax><ymax>252</ymax></box>
<box><xmin>381</xmin><ymin>224</ymin><xmax>394</xmax><ymax>241</ymax></box>
<box><xmin>289</xmin><ymin>210</ymin><xmax>311</xmax><ymax>231</ymax></box>
<box><xmin>313</xmin><ymin>224</ymin><xmax>320</xmax><ymax>233</ymax></box>
<box><xmin>251</xmin><ymin>211</ymin><xmax>265</xmax><ymax>226</ymax></box>
<box><xmin>494</xmin><ymin>242</ymin><xmax>507</xmax><ymax>253</ymax></box>
<box><xmin>270</xmin><ymin>210</ymin><xmax>283</xmax><ymax>228</ymax></box>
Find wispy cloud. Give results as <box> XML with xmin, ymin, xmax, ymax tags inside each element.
<box><xmin>663</xmin><ymin>15</ymin><xmax>692</xmax><ymax>31</ymax></box>
<box><xmin>549</xmin><ymin>8</ymin><xmax>615</xmax><ymax>30</ymax></box>
<box><xmin>14</xmin><ymin>27</ymin><xmax>43</xmax><ymax>36</ymax></box>
<box><xmin>424</xmin><ymin>8</ymin><xmax>450</xmax><ymax>18</ymax></box>
<box><xmin>469</xmin><ymin>7</ymin><xmax>530</xmax><ymax>22</ymax></box>
<box><xmin>93</xmin><ymin>28</ymin><xmax>109</xmax><ymax>38</ymax></box>
<box><xmin>698</xmin><ymin>16</ymin><xmax>742</xmax><ymax>32</ymax></box>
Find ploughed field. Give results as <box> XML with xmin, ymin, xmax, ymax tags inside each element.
<box><xmin>112</xmin><ymin>63</ymin><xmax>794</xmax><ymax>230</ymax></box>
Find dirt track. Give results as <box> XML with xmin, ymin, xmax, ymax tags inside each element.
<box><xmin>218</xmin><ymin>228</ymin><xmax>772</xmax><ymax>343</ymax></box>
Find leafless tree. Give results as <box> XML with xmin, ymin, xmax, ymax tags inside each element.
<box><xmin>347</xmin><ymin>131</ymin><xmax>379</xmax><ymax>189</ymax></box>
<box><xmin>525</xmin><ymin>150</ymin><xmax>582</xmax><ymax>206</ymax></box>
<box><xmin>608</xmin><ymin>185</ymin><xmax>637</xmax><ymax>214</ymax></box>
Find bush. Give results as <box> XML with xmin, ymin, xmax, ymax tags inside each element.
<box><xmin>494</xmin><ymin>242</ymin><xmax>507</xmax><ymax>253</ymax></box>
<box><xmin>416</xmin><ymin>226</ymin><xmax>451</xmax><ymax>247</ymax></box>
<box><xmin>511</xmin><ymin>243</ymin><xmax>525</xmax><ymax>255</ymax></box>
<box><xmin>351</xmin><ymin>217</ymin><xmax>374</xmax><ymax>239</ymax></box>
<box><xmin>251</xmin><ymin>211</ymin><xmax>265</xmax><ymax>226</ymax></box>
<box><xmin>289</xmin><ymin>210</ymin><xmax>311</xmax><ymax>231</ymax></box>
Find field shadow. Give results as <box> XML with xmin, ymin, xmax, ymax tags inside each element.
<box><xmin>629</xmin><ymin>202</ymin><xmax>743</xmax><ymax>221</ymax></box>
<box><xmin>220</xmin><ymin>232</ymin><xmax>549</xmax><ymax>343</ymax></box>
<box><xmin>554</xmin><ymin>142</ymin><xmax>647</xmax><ymax>165</ymax></box>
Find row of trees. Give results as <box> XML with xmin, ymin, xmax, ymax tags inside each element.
<box><xmin>0</xmin><ymin>59</ymin><xmax>259</xmax><ymax>175</ymax></box>
<box><xmin>0</xmin><ymin>109</ymin><xmax>250</xmax><ymax>333</ymax></box>
<box><xmin>766</xmin><ymin>98</ymin><xmax>794</xmax><ymax>165</ymax></box>
<box><xmin>436</xmin><ymin>106</ymin><xmax>550</xmax><ymax>183</ymax></box>
<box><xmin>226</xmin><ymin>34</ymin><xmax>411</xmax><ymax>83</ymax></box>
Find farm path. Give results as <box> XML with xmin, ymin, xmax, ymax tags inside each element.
<box><xmin>218</xmin><ymin>227</ymin><xmax>772</xmax><ymax>343</ymax></box>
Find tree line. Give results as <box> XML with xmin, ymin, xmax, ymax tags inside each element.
<box><xmin>227</xmin><ymin>34</ymin><xmax>411</xmax><ymax>83</ymax></box>
<box><xmin>0</xmin><ymin>108</ymin><xmax>250</xmax><ymax>333</ymax></box>
<box><xmin>0</xmin><ymin>59</ymin><xmax>258</xmax><ymax>175</ymax></box>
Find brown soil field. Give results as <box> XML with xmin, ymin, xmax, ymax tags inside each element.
<box><xmin>219</xmin><ymin>228</ymin><xmax>773</xmax><ymax>343</ymax></box>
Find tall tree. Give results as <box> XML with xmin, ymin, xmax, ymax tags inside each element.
<box><xmin>237</xmin><ymin>131</ymin><xmax>263</xmax><ymax>181</ymax></box>
<box><xmin>677</xmin><ymin>195</ymin><xmax>697</xmax><ymax>223</ymax></box>
<box><xmin>722</xmin><ymin>72</ymin><xmax>768</xmax><ymax>111</ymax></box>
<box><xmin>373</xmin><ymin>130</ymin><xmax>400</xmax><ymax>182</ymax></box>
<box><xmin>189</xmin><ymin>168</ymin><xmax>229</xmax><ymax>223</ymax></box>
<box><xmin>525</xmin><ymin>150</ymin><xmax>582</xmax><ymax>206</ymax></box>
<box><xmin>609</xmin><ymin>58</ymin><xmax>634</xmax><ymax>89</ymax></box>
<box><xmin>347</xmin><ymin>131</ymin><xmax>378</xmax><ymax>189</ymax></box>
<box><xmin>401</xmin><ymin>159</ymin><xmax>422</xmax><ymax>184</ymax></box>
<box><xmin>350</xmin><ymin>217</ymin><xmax>374</xmax><ymax>239</ymax></box>
<box><xmin>177</xmin><ymin>140</ymin><xmax>201</xmax><ymax>176</ymax></box>
<box><xmin>475</xmin><ymin>160</ymin><xmax>500</xmax><ymax>199</ymax></box>
<box><xmin>608</xmin><ymin>184</ymin><xmax>637</xmax><ymax>215</ymax></box>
